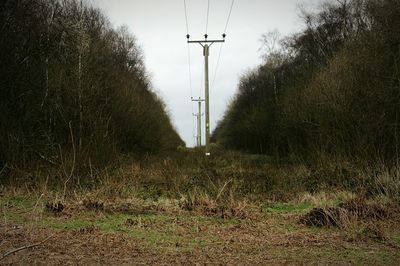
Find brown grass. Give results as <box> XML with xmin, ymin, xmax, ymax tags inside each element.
<box><xmin>1</xmin><ymin>151</ymin><xmax>400</xmax><ymax>264</ymax></box>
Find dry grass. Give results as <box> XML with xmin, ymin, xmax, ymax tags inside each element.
<box><xmin>299</xmin><ymin>195</ymin><xmax>399</xmax><ymax>244</ymax></box>
<box><xmin>1</xmin><ymin>192</ymin><xmax>399</xmax><ymax>265</ymax></box>
<box><xmin>1</xmin><ymin>151</ymin><xmax>400</xmax><ymax>264</ymax></box>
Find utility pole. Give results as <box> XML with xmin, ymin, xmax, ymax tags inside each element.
<box><xmin>192</xmin><ymin>97</ymin><xmax>204</xmax><ymax>147</ymax></box>
<box><xmin>187</xmin><ymin>33</ymin><xmax>226</xmax><ymax>156</ymax></box>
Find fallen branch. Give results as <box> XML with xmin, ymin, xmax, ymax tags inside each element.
<box><xmin>0</xmin><ymin>234</ymin><xmax>54</xmax><ymax>261</ymax></box>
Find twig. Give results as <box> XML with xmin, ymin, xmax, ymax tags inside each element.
<box><xmin>0</xmin><ymin>163</ymin><xmax>7</xmax><ymax>176</ymax></box>
<box><xmin>0</xmin><ymin>234</ymin><xmax>54</xmax><ymax>261</ymax></box>
<box><xmin>62</xmin><ymin>121</ymin><xmax>76</xmax><ymax>199</ymax></box>
<box><xmin>36</xmin><ymin>152</ymin><xmax>58</xmax><ymax>166</ymax></box>
<box><xmin>32</xmin><ymin>193</ymin><xmax>45</xmax><ymax>215</ymax></box>
<box><xmin>216</xmin><ymin>179</ymin><xmax>233</xmax><ymax>201</ymax></box>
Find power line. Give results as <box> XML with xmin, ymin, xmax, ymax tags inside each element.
<box><xmin>187</xmin><ymin>44</ymin><xmax>194</xmax><ymax>107</ymax></box>
<box><xmin>183</xmin><ymin>0</ymin><xmax>189</xmax><ymax>34</ymax></box>
<box><xmin>211</xmin><ymin>42</ymin><xmax>224</xmax><ymax>92</ymax></box>
<box><xmin>199</xmin><ymin>62</ymin><xmax>204</xmax><ymax>97</ymax></box>
<box><xmin>224</xmin><ymin>0</ymin><xmax>235</xmax><ymax>33</ymax></box>
<box><xmin>211</xmin><ymin>0</ymin><xmax>235</xmax><ymax>92</ymax></box>
<box><xmin>205</xmin><ymin>0</ymin><xmax>210</xmax><ymax>34</ymax></box>
<box><xmin>183</xmin><ymin>0</ymin><xmax>192</xmax><ymax>98</ymax></box>
<box><xmin>184</xmin><ymin>0</ymin><xmax>196</xmax><ymax>146</ymax></box>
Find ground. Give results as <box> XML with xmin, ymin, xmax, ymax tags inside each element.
<box><xmin>1</xmin><ymin>193</ymin><xmax>400</xmax><ymax>265</ymax></box>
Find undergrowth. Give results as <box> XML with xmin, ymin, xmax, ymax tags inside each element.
<box><xmin>1</xmin><ymin>149</ymin><xmax>399</xmax><ymax>244</ymax></box>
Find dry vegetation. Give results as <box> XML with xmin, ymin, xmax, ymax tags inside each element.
<box><xmin>1</xmin><ymin>150</ymin><xmax>400</xmax><ymax>264</ymax></box>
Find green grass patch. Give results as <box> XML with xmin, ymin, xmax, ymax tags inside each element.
<box><xmin>50</xmin><ymin>218</ymin><xmax>94</xmax><ymax>230</ymax></box>
<box><xmin>193</xmin><ymin>215</ymin><xmax>241</xmax><ymax>226</ymax></box>
<box><xmin>46</xmin><ymin>212</ymin><xmax>210</xmax><ymax>250</ymax></box>
<box><xmin>390</xmin><ymin>234</ymin><xmax>400</xmax><ymax>245</ymax></box>
<box><xmin>1</xmin><ymin>195</ymin><xmax>33</xmax><ymax>209</ymax></box>
<box><xmin>0</xmin><ymin>195</ymin><xmax>35</xmax><ymax>224</ymax></box>
<box><xmin>263</xmin><ymin>202</ymin><xmax>313</xmax><ymax>214</ymax></box>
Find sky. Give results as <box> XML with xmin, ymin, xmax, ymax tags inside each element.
<box><xmin>93</xmin><ymin>0</ymin><xmax>324</xmax><ymax>147</ymax></box>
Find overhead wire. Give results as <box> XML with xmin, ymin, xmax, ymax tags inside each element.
<box><xmin>187</xmin><ymin>45</ymin><xmax>193</xmax><ymax>107</ymax></box>
<box><xmin>205</xmin><ymin>0</ymin><xmax>210</xmax><ymax>34</ymax></box>
<box><xmin>184</xmin><ymin>1</ymin><xmax>193</xmax><ymax>105</ymax></box>
<box><xmin>184</xmin><ymin>0</ymin><xmax>196</xmax><ymax>146</ymax></box>
<box><xmin>210</xmin><ymin>0</ymin><xmax>235</xmax><ymax>93</ymax></box>
<box><xmin>224</xmin><ymin>0</ymin><xmax>235</xmax><ymax>33</ymax></box>
<box><xmin>210</xmin><ymin>42</ymin><xmax>224</xmax><ymax>91</ymax></box>
<box><xmin>183</xmin><ymin>0</ymin><xmax>189</xmax><ymax>34</ymax></box>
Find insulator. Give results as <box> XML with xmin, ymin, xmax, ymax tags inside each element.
<box><xmin>204</xmin><ymin>34</ymin><xmax>208</xmax><ymax>39</ymax></box>
<box><xmin>222</xmin><ymin>33</ymin><xmax>226</xmax><ymax>38</ymax></box>
<box><xmin>186</xmin><ymin>34</ymin><xmax>190</xmax><ymax>39</ymax></box>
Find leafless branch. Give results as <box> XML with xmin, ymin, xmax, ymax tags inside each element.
<box><xmin>0</xmin><ymin>234</ymin><xmax>54</xmax><ymax>261</ymax></box>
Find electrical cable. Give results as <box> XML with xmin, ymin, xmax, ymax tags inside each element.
<box><xmin>210</xmin><ymin>0</ymin><xmax>235</xmax><ymax>93</ymax></box>
<box><xmin>183</xmin><ymin>0</ymin><xmax>190</xmax><ymax>34</ymax></box>
<box><xmin>200</xmin><ymin>63</ymin><xmax>204</xmax><ymax>98</ymax></box>
<box><xmin>183</xmin><ymin>0</ymin><xmax>192</xmax><ymax>99</ymax></box>
<box><xmin>210</xmin><ymin>42</ymin><xmax>224</xmax><ymax>92</ymax></box>
<box><xmin>224</xmin><ymin>0</ymin><xmax>235</xmax><ymax>33</ymax></box>
<box><xmin>184</xmin><ymin>0</ymin><xmax>197</xmax><ymax>146</ymax></box>
<box><xmin>205</xmin><ymin>0</ymin><xmax>210</xmax><ymax>34</ymax></box>
<box><xmin>187</xmin><ymin>45</ymin><xmax>194</xmax><ymax>110</ymax></box>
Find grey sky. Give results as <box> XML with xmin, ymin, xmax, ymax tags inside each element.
<box><xmin>94</xmin><ymin>0</ymin><xmax>324</xmax><ymax>147</ymax></box>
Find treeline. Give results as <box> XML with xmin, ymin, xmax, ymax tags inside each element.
<box><xmin>213</xmin><ymin>0</ymin><xmax>400</xmax><ymax>162</ymax></box>
<box><xmin>0</xmin><ymin>0</ymin><xmax>183</xmax><ymax>168</ymax></box>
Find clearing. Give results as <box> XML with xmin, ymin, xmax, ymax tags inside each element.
<box><xmin>1</xmin><ymin>193</ymin><xmax>399</xmax><ymax>265</ymax></box>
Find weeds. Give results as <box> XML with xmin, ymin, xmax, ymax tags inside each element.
<box><xmin>372</xmin><ymin>165</ymin><xmax>400</xmax><ymax>202</ymax></box>
<box><xmin>1</xmin><ymin>149</ymin><xmax>399</xmax><ymax>261</ymax></box>
<box><xmin>300</xmin><ymin>196</ymin><xmax>393</xmax><ymax>242</ymax></box>
<box><xmin>82</xmin><ymin>199</ymin><xmax>104</xmax><ymax>212</ymax></box>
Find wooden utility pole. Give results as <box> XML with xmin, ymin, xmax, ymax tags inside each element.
<box><xmin>187</xmin><ymin>34</ymin><xmax>225</xmax><ymax>156</ymax></box>
<box><xmin>192</xmin><ymin>97</ymin><xmax>204</xmax><ymax>147</ymax></box>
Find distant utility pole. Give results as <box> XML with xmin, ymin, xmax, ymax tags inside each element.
<box><xmin>192</xmin><ymin>97</ymin><xmax>204</xmax><ymax>147</ymax></box>
<box><xmin>187</xmin><ymin>33</ymin><xmax>226</xmax><ymax>156</ymax></box>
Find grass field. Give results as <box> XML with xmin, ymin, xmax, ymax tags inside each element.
<box><xmin>1</xmin><ymin>150</ymin><xmax>400</xmax><ymax>265</ymax></box>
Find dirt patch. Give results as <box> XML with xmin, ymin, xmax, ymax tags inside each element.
<box><xmin>2</xmin><ymin>222</ymin><xmax>399</xmax><ymax>265</ymax></box>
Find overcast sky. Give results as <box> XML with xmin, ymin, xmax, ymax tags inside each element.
<box><xmin>93</xmin><ymin>0</ymin><xmax>324</xmax><ymax>147</ymax></box>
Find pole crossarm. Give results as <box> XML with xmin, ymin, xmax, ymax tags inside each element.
<box><xmin>191</xmin><ymin>97</ymin><xmax>205</xmax><ymax>102</ymax></box>
<box><xmin>188</xmin><ymin>40</ymin><xmax>225</xmax><ymax>44</ymax></box>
